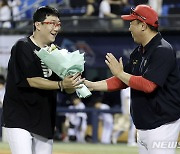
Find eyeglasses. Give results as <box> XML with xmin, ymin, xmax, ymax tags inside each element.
<box><xmin>41</xmin><ymin>21</ymin><xmax>61</xmax><ymax>29</ymax></box>
<box><xmin>131</xmin><ymin>8</ymin><xmax>146</xmax><ymax>21</ymax></box>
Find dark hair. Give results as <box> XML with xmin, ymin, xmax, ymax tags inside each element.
<box><xmin>147</xmin><ymin>24</ymin><xmax>158</xmax><ymax>32</ymax></box>
<box><xmin>33</xmin><ymin>6</ymin><xmax>60</xmax><ymax>31</ymax></box>
<box><xmin>136</xmin><ymin>20</ymin><xmax>158</xmax><ymax>32</ymax></box>
<box><xmin>1</xmin><ymin>0</ymin><xmax>9</xmax><ymax>7</ymax></box>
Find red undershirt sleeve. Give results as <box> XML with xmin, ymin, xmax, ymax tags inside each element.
<box><xmin>106</xmin><ymin>76</ymin><xmax>128</xmax><ymax>91</ymax></box>
<box><xmin>129</xmin><ymin>76</ymin><xmax>157</xmax><ymax>93</ymax></box>
<box><xmin>106</xmin><ymin>76</ymin><xmax>157</xmax><ymax>93</ymax></box>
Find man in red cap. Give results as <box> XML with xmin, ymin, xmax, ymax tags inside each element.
<box><xmin>85</xmin><ymin>4</ymin><xmax>180</xmax><ymax>154</ymax></box>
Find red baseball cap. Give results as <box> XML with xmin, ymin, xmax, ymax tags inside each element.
<box><xmin>121</xmin><ymin>5</ymin><xmax>159</xmax><ymax>27</ymax></box>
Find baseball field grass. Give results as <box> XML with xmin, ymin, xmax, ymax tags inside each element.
<box><xmin>0</xmin><ymin>142</ymin><xmax>180</xmax><ymax>154</ymax></box>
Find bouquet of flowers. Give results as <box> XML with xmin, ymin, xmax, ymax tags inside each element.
<box><xmin>34</xmin><ymin>44</ymin><xmax>92</xmax><ymax>98</ymax></box>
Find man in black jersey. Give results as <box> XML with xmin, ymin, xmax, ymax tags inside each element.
<box><xmin>1</xmin><ymin>6</ymin><xmax>84</xmax><ymax>154</ymax></box>
<box><xmin>85</xmin><ymin>5</ymin><xmax>180</xmax><ymax>154</ymax></box>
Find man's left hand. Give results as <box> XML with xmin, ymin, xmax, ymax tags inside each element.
<box><xmin>105</xmin><ymin>53</ymin><xmax>124</xmax><ymax>77</ymax></box>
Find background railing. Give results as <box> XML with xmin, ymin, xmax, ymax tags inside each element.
<box><xmin>1</xmin><ymin>15</ymin><xmax>180</xmax><ymax>34</ymax></box>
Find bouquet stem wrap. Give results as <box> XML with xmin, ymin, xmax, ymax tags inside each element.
<box><xmin>34</xmin><ymin>47</ymin><xmax>92</xmax><ymax>98</ymax></box>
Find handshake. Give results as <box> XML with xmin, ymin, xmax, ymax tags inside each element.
<box><xmin>34</xmin><ymin>44</ymin><xmax>92</xmax><ymax>98</ymax></box>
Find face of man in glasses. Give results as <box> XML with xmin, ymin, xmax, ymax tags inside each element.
<box><xmin>35</xmin><ymin>15</ymin><xmax>61</xmax><ymax>45</ymax></box>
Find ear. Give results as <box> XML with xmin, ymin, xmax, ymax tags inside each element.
<box><xmin>34</xmin><ymin>22</ymin><xmax>41</xmax><ymax>31</ymax></box>
<box><xmin>141</xmin><ymin>22</ymin><xmax>147</xmax><ymax>31</ymax></box>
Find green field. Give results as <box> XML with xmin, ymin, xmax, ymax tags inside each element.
<box><xmin>0</xmin><ymin>142</ymin><xmax>180</xmax><ymax>154</ymax></box>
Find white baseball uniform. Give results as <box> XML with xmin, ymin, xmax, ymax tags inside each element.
<box><xmin>98</xmin><ymin>103</ymin><xmax>113</xmax><ymax>144</ymax></box>
<box><xmin>65</xmin><ymin>102</ymin><xmax>87</xmax><ymax>142</ymax></box>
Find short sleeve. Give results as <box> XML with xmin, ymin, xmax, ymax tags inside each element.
<box><xmin>143</xmin><ymin>47</ymin><xmax>176</xmax><ymax>87</ymax></box>
<box><xmin>12</xmin><ymin>40</ymin><xmax>42</xmax><ymax>87</ymax></box>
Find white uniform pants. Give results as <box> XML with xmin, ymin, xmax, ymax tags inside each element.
<box><xmin>128</xmin><ymin>120</ymin><xmax>136</xmax><ymax>144</ymax></box>
<box><xmin>76</xmin><ymin>120</ymin><xmax>87</xmax><ymax>142</ymax></box>
<box><xmin>137</xmin><ymin>118</ymin><xmax>180</xmax><ymax>154</ymax></box>
<box><xmin>4</xmin><ymin>127</ymin><xmax>53</xmax><ymax>154</ymax></box>
<box><xmin>101</xmin><ymin>121</ymin><xmax>113</xmax><ymax>144</ymax></box>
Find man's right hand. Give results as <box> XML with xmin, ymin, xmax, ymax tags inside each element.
<box><xmin>84</xmin><ymin>80</ymin><xmax>94</xmax><ymax>91</ymax></box>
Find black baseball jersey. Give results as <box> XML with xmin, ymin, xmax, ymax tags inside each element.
<box><xmin>125</xmin><ymin>33</ymin><xmax>180</xmax><ymax>129</ymax></box>
<box><xmin>1</xmin><ymin>37</ymin><xmax>59</xmax><ymax>139</ymax></box>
